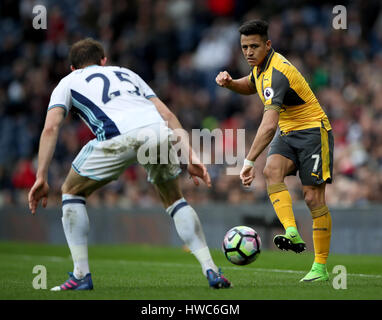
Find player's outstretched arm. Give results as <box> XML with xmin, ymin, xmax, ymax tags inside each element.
<box><xmin>240</xmin><ymin>109</ymin><xmax>279</xmax><ymax>187</ymax></box>
<box><xmin>150</xmin><ymin>97</ymin><xmax>211</xmax><ymax>187</ymax></box>
<box><xmin>215</xmin><ymin>71</ymin><xmax>257</xmax><ymax>95</ymax></box>
<box><xmin>28</xmin><ymin>107</ymin><xmax>66</xmax><ymax>214</ymax></box>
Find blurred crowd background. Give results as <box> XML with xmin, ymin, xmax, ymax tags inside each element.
<box><xmin>0</xmin><ymin>0</ymin><xmax>381</xmax><ymax>210</ymax></box>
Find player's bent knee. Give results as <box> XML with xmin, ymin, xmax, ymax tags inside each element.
<box><xmin>303</xmin><ymin>188</ymin><xmax>324</xmax><ymax>211</ymax></box>
<box><xmin>61</xmin><ymin>183</ymin><xmax>71</xmax><ymax>195</ymax></box>
<box><xmin>303</xmin><ymin>191</ymin><xmax>316</xmax><ymax>209</ymax></box>
<box><xmin>155</xmin><ymin>178</ymin><xmax>183</xmax><ymax>208</ymax></box>
<box><xmin>263</xmin><ymin>165</ymin><xmax>284</xmax><ymax>182</ymax></box>
<box><xmin>61</xmin><ymin>183</ymin><xmax>86</xmax><ymax>197</ymax></box>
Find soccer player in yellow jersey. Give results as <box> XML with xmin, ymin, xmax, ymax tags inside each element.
<box><xmin>216</xmin><ymin>20</ymin><xmax>333</xmax><ymax>282</ymax></box>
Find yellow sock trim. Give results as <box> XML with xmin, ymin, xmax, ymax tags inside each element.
<box><xmin>268</xmin><ymin>185</ymin><xmax>296</xmax><ymax>230</ymax></box>
<box><xmin>312</xmin><ymin>210</ymin><xmax>332</xmax><ymax>264</ymax></box>
<box><xmin>267</xmin><ymin>182</ymin><xmax>287</xmax><ymax>196</ymax></box>
<box><xmin>311</xmin><ymin>205</ymin><xmax>329</xmax><ymax>219</ymax></box>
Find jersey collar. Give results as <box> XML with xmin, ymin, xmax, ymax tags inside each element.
<box><xmin>256</xmin><ymin>48</ymin><xmax>275</xmax><ymax>77</ymax></box>
<box><xmin>83</xmin><ymin>64</ymin><xmax>99</xmax><ymax>69</ymax></box>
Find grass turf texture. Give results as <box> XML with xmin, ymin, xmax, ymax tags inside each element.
<box><xmin>0</xmin><ymin>241</ymin><xmax>381</xmax><ymax>300</ymax></box>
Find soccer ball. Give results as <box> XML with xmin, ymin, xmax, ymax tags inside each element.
<box><xmin>222</xmin><ymin>226</ymin><xmax>261</xmax><ymax>265</ymax></box>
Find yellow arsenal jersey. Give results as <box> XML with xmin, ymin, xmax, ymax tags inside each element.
<box><xmin>249</xmin><ymin>48</ymin><xmax>331</xmax><ymax>133</ymax></box>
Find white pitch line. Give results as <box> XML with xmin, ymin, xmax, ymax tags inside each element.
<box><xmin>108</xmin><ymin>259</ymin><xmax>382</xmax><ymax>279</ymax></box>
<box><xmin>249</xmin><ymin>267</ymin><xmax>382</xmax><ymax>279</ymax></box>
<box><xmin>6</xmin><ymin>254</ymin><xmax>382</xmax><ymax>279</ymax></box>
<box><xmin>2</xmin><ymin>253</ymin><xmax>68</xmax><ymax>262</ymax></box>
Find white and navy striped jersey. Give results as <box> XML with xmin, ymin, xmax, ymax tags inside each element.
<box><xmin>48</xmin><ymin>65</ymin><xmax>165</xmax><ymax>141</ymax></box>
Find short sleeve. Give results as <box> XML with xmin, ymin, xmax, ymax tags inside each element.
<box><xmin>48</xmin><ymin>76</ymin><xmax>72</xmax><ymax>116</ymax></box>
<box><xmin>263</xmin><ymin>67</ymin><xmax>290</xmax><ymax>112</ymax></box>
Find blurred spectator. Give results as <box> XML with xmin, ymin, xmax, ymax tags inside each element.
<box><xmin>12</xmin><ymin>159</ymin><xmax>36</xmax><ymax>189</ymax></box>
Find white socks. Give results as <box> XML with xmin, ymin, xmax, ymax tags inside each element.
<box><xmin>61</xmin><ymin>194</ymin><xmax>217</xmax><ymax>278</ymax></box>
<box><xmin>62</xmin><ymin>194</ymin><xmax>90</xmax><ymax>280</ymax></box>
<box><xmin>166</xmin><ymin>198</ymin><xmax>218</xmax><ymax>275</ymax></box>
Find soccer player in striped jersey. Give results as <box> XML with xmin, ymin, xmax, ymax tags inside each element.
<box><xmin>28</xmin><ymin>38</ymin><xmax>230</xmax><ymax>290</ymax></box>
<box><xmin>216</xmin><ymin>20</ymin><xmax>334</xmax><ymax>282</ymax></box>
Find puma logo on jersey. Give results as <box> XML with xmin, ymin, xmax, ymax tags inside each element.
<box><xmin>272</xmin><ymin>199</ymin><xmax>280</xmax><ymax>205</ymax></box>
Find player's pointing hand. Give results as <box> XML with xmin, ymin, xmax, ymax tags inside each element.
<box><xmin>216</xmin><ymin>71</ymin><xmax>233</xmax><ymax>88</ymax></box>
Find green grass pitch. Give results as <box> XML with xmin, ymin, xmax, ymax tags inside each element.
<box><xmin>0</xmin><ymin>241</ymin><xmax>381</xmax><ymax>300</ymax></box>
